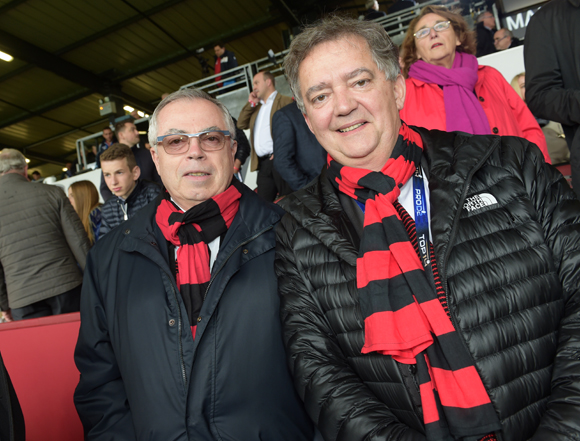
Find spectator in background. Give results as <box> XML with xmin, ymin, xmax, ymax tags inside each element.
<box><xmin>68</xmin><ymin>181</ymin><xmax>102</xmax><ymax>245</ymax></box>
<box><xmin>96</xmin><ymin>126</ymin><xmax>115</xmax><ymax>168</ymax></box>
<box><xmin>30</xmin><ymin>170</ymin><xmax>42</xmax><ymax>182</ymax></box>
<box><xmin>525</xmin><ymin>0</ymin><xmax>580</xmax><ymax>196</ymax></box>
<box><xmin>100</xmin><ymin>120</ymin><xmax>161</xmax><ymax>201</ymax></box>
<box><xmin>232</xmin><ymin>116</ymin><xmax>251</xmax><ymax>178</ymax></box>
<box><xmin>0</xmin><ymin>149</ymin><xmax>89</xmax><ymax>322</ymax></box>
<box><xmin>493</xmin><ymin>28</ymin><xmax>521</xmax><ymax>51</ymax></box>
<box><xmin>214</xmin><ymin>43</ymin><xmax>238</xmax><ymax>87</ymax></box>
<box><xmin>99</xmin><ymin>144</ymin><xmax>160</xmax><ymax>237</ymax></box>
<box><xmin>511</xmin><ymin>72</ymin><xmax>570</xmax><ymax>165</ymax></box>
<box><xmin>399</xmin><ymin>5</ymin><xmax>550</xmax><ymax>162</ymax></box>
<box><xmin>61</xmin><ymin>161</ymin><xmax>76</xmax><ymax>179</ymax></box>
<box><xmin>387</xmin><ymin>0</ymin><xmax>416</xmax><ymax>15</ymax></box>
<box><xmin>272</xmin><ymin>101</ymin><xmax>326</xmax><ymax>191</ymax></box>
<box><xmin>475</xmin><ymin>10</ymin><xmax>496</xmax><ymax>57</ymax></box>
<box><xmin>237</xmin><ymin>71</ymin><xmax>293</xmax><ymax>201</ymax></box>
<box><xmin>364</xmin><ymin>0</ymin><xmax>387</xmax><ymax>20</ymax></box>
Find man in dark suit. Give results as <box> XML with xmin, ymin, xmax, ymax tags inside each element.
<box><xmin>476</xmin><ymin>11</ymin><xmax>497</xmax><ymax>57</ymax></box>
<box><xmin>272</xmin><ymin>101</ymin><xmax>326</xmax><ymax>191</ymax></box>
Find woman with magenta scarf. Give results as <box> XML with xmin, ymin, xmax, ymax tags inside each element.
<box><xmin>399</xmin><ymin>6</ymin><xmax>550</xmax><ymax>163</ymax></box>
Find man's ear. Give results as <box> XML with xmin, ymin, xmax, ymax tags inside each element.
<box><xmin>231</xmin><ymin>140</ymin><xmax>238</xmax><ymax>160</ymax></box>
<box><xmin>132</xmin><ymin>165</ymin><xmax>141</xmax><ymax>181</ymax></box>
<box><xmin>303</xmin><ymin>111</ymin><xmax>315</xmax><ymax>135</ymax></box>
<box><xmin>393</xmin><ymin>74</ymin><xmax>407</xmax><ymax>111</ymax></box>
<box><xmin>151</xmin><ymin>148</ymin><xmax>160</xmax><ymax>175</ymax></box>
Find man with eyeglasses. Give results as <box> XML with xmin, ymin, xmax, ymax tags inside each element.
<box><xmin>74</xmin><ymin>88</ymin><xmax>316</xmax><ymax>440</ymax></box>
<box><xmin>493</xmin><ymin>28</ymin><xmax>521</xmax><ymax>51</ymax></box>
<box><xmin>475</xmin><ymin>10</ymin><xmax>496</xmax><ymax>57</ymax></box>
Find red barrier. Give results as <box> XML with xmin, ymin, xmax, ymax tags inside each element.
<box><xmin>0</xmin><ymin>312</ymin><xmax>83</xmax><ymax>441</ymax></box>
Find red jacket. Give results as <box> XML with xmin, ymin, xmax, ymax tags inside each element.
<box><xmin>400</xmin><ymin>65</ymin><xmax>550</xmax><ymax>163</ymax></box>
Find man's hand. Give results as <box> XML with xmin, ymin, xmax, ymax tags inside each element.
<box><xmin>2</xmin><ymin>309</ymin><xmax>13</xmax><ymax>322</ymax></box>
<box><xmin>249</xmin><ymin>91</ymin><xmax>260</xmax><ymax>106</ymax></box>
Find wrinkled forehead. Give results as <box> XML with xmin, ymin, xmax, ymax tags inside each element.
<box><xmin>158</xmin><ymin>98</ymin><xmax>227</xmax><ymax>131</ymax></box>
<box><xmin>298</xmin><ymin>34</ymin><xmax>372</xmax><ymax>70</ymax></box>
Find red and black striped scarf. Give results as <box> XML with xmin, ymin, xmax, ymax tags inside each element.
<box><xmin>327</xmin><ymin>122</ymin><xmax>501</xmax><ymax>440</ymax></box>
<box><xmin>155</xmin><ymin>180</ymin><xmax>242</xmax><ymax>340</ymax></box>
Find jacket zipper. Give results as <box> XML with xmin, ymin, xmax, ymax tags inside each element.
<box><xmin>440</xmin><ymin>138</ymin><xmax>500</xmax><ymax>329</ymax></box>
<box><xmin>202</xmin><ymin>225</ymin><xmax>273</xmax><ymax>303</ymax></box>
<box><xmin>164</xmin><ymin>271</ymin><xmax>188</xmax><ymax>389</ymax></box>
<box><xmin>166</xmin><ymin>225</ymin><xmax>273</xmax><ymax>389</ymax></box>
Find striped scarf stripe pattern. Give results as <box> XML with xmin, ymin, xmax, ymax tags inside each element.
<box><xmin>155</xmin><ymin>180</ymin><xmax>242</xmax><ymax>339</ymax></box>
<box><xmin>327</xmin><ymin>122</ymin><xmax>501</xmax><ymax>440</ymax></box>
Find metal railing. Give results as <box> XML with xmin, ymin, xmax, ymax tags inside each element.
<box><xmin>179</xmin><ymin>0</ymin><xmax>486</xmax><ymax>94</ymax></box>
<box><xmin>74</xmin><ymin>116</ymin><xmax>150</xmax><ymax>176</ymax></box>
<box><xmin>75</xmin><ymin>0</ymin><xmax>487</xmax><ymax>171</ymax></box>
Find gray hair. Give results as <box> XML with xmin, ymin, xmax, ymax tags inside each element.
<box><xmin>477</xmin><ymin>11</ymin><xmax>493</xmax><ymax>22</ymax></box>
<box><xmin>0</xmin><ymin>149</ymin><xmax>26</xmax><ymax>175</ymax></box>
<box><xmin>148</xmin><ymin>88</ymin><xmax>236</xmax><ymax>152</ymax></box>
<box><xmin>283</xmin><ymin>15</ymin><xmax>400</xmax><ymax>113</ymax></box>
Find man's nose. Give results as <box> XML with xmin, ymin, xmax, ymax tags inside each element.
<box><xmin>334</xmin><ymin>88</ymin><xmax>357</xmax><ymax>116</ymax></box>
<box><xmin>186</xmin><ymin>137</ymin><xmax>205</xmax><ymax>159</ymax></box>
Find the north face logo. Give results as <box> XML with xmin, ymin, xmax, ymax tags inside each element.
<box><xmin>463</xmin><ymin>193</ymin><xmax>498</xmax><ymax>212</ymax></box>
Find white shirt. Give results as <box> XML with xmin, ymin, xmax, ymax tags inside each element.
<box><xmin>253</xmin><ymin>91</ymin><xmax>277</xmax><ymax>157</ymax></box>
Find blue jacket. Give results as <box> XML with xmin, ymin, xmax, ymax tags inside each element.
<box><xmin>74</xmin><ymin>184</ymin><xmax>314</xmax><ymax>440</ymax></box>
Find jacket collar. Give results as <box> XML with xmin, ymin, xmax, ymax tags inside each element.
<box><xmin>0</xmin><ymin>172</ymin><xmax>28</xmax><ymax>184</ymax></box>
<box><xmin>279</xmin><ymin>127</ymin><xmax>502</xmax><ymax>269</ymax></box>
<box><xmin>113</xmin><ymin>179</ymin><xmax>143</xmax><ymax>206</ymax></box>
<box><xmin>118</xmin><ymin>182</ymin><xmax>283</xmax><ymax>260</ymax></box>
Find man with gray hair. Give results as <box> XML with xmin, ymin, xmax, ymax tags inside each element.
<box><xmin>0</xmin><ymin>149</ymin><xmax>90</xmax><ymax>321</ymax></box>
<box><xmin>276</xmin><ymin>15</ymin><xmax>580</xmax><ymax>441</ymax></box>
<box><xmin>74</xmin><ymin>88</ymin><xmax>315</xmax><ymax>440</ymax></box>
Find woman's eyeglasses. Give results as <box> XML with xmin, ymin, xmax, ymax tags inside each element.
<box><xmin>414</xmin><ymin>21</ymin><xmax>451</xmax><ymax>39</ymax></box>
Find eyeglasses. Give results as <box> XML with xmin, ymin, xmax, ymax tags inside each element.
<box><xmin>156</xmin><ymin>130</ymin><xmax>231</xmax><ymax>155</ymax></box>
<box><xmin>494</xmin><ymin>35</ymin><xmax>509</xmax><ymax>43</ymax></box>
<box><xmin>414</xmin><ymin>21</ymin><xmax>451</xmax><ymax>39</ymax></box>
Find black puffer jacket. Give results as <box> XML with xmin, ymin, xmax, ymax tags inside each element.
<box><xmin>275</xmin><ymin>128</ymin><xmax>580</xmax><ymax>441</ymax></box>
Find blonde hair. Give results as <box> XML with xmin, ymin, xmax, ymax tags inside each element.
<box><xmin>511</xmin><ymin>72</ymin><xmax>525</xmax><ymax>101</ymax></box>
<box><xmin>70</xmin><ymin>180</ymin><xmax>100</xmax><ymax>244</ymax></box>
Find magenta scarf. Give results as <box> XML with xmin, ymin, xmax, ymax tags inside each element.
<box><xmin>408</xmin><ymin>52</ymin><xmax>491</xmax><ymax>135</ymax></box>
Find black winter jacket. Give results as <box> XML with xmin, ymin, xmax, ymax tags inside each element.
<box><xmin>99</xmin><ymin>180</ymin><xmax>161</xmax><ymax>237</ymax></box>
<box><xmin>275</xmin><ymin>128</ymin><xmax>580</xmax><ymax>441</ymax></box>
<box><xmin>75</xmin><ymin>184</ymin><xmax>314</xmax><ymax>440</ymax></box>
